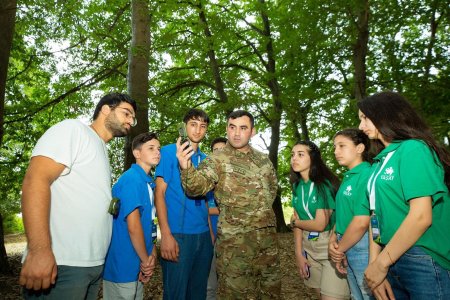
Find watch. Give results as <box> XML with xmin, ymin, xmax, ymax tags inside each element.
<box><xmin>291</xmin><ymin>218</ymin><xmax>297</xmax><ymax>228</ymax></box>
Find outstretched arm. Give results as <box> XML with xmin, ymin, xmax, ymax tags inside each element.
<box><xmin>19</xmin><ymin>156</ymin><xmax>64</xmax><ymax>290</ymax></box>
<box><xmin>176</xmin><ymin>139</ymin><xmax>218</xmax><ymax>197</ymax></box>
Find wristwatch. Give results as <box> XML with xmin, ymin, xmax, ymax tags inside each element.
<box><xmin>291</xmin><ymin>218</ymin><xmax>297</xmax><ymax>228</ymax></box>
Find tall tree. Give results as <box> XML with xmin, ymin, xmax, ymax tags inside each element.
<box><xmin>0</xmin><ymin>0</ymin><xmax>17</xmax><ymax>147</ymax></box>
<box><xmin>257</xmin><ymin>0</ymin><xmax>286</xmax><ymax>232</ymax></box>
<box><xmin>0</xmin><ymin>0</ymin><xmax>17</xmax><ymax>274</ymax></box>
<box><xmin>352</xmin><ymin>0</ymin><xmax>369</xmax><ymax>102</ymax></box>
<box><xmin>196</xmin><ymin>0</ymin><xmax>229</xmax><ymax>105</ymax></box>
<box><xmin>125</xmin><ymin>0</ymin><xmax>151</xmax><ymax>170</ymax></box>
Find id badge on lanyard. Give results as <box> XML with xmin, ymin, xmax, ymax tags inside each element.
<box><xmin>367</xmin><ymin>151</ymin><xmax>395</xmax><ymax>244</ymax></box>
<box><xmin>370</xmin><ymin>213</ymin><xmax>381</xmax><ymax>244</ymax></box>
<box><xmin>302</xmin><ymin>182</ymin><xmax>319</xmax><ymax>240</ymax></box>
<box><xmin>147</xmin><ymin>183</ymin><xmax>157</xmax><ymax>244</ymax></box>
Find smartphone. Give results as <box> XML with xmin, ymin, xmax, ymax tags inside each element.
<box><xmin>302</xmin><ymin>250</ymin><xmax>310</xmax><ymax>279</ymax></box>
<box><xmin>177</xmin><ymin>122</ymin><xmax>191</xmax><ymax>148</ymax></box>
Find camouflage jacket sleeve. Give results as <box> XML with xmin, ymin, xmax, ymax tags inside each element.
<box><xmin>180</xmin><ymin>156</ymin><xmax>218</xmax><ymax>197</ymax></box>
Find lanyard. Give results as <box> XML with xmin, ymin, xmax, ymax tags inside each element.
<box><xmin>302</xmin><ymin>182</ymin><xmax>315</xmax><ymax>220</ymax></box>
<box><xmin>147</xmin><ymin>183</ymin><xmax>156</xmax><ymax>220</ymax></box>
<box><xmin>192</xmin><ymin>152</ymin><xmax>201</xmax><ymax>168</ymax></box>
<box><xmin>367</xmin><ymin>151</ymin><xmax>395</xmax><ymax>210</ymax></box>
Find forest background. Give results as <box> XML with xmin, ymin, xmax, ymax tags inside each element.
<box><xmin>0</xmin><ymin>0</ymin><xmax>449</xmax><ymax>274</ymax></box>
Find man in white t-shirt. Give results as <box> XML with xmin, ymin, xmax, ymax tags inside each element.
<box><xmin>19</xmin><ymin>93</ymin><xmax>137</xmax><ymax>299</ymax></box>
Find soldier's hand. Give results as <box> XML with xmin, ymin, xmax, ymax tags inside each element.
<box><xmin>175</xmin><ymin>137</ymin><xmax>194</xmax><ymax>170</ymax></box>
<box><xmin>19</xmin><ymin>247</ymin><xmax>57</xmax><ymax>290</ymax></box>
<box><xmin>160</xmin><ymin>233</ymin><xmax>179</xmax><ymax>262</ymax></box>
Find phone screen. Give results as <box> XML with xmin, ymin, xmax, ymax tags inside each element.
<box><xmin>177</xmin><ymin>122</ymin><xmax>190</xmax><ymax>147</ymax></box>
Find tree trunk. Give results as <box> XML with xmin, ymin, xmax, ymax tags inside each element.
<box><xmin>352</xmin><ymin>0</ymin><xmax>369</xmax><ymax>102</ymax></box>
<box><xmin>0</xmin><ymin>213</ymin><xmax>11</xmax><ymax>274</ymax></box>
<box><xmin>197</xmin><ymin>1</ymin><xmax>228</xmax><ymax>104</ymax></box>
<box><xmin>0</xmin><ymin>0</ymin><xmax>17</xmax><ymax>147</ymax></box>
<box><xmin>259</xmin><ymin>0</ymin><xmax>289</xmax><ymax>232</ymax></box>
<box><xmin>0</xmin><ymin>0</ymin><xmax>17</xmax><ymax>275</ymax></box>
<box><xmin>420</xmin><ymin>0</ymin><xmax>439</xmax><ymax>110</ymax></box>
<box><xmin>125</xmin><ymin>0</ymin><xmax>151</xmax><ymax>170</ymax></box>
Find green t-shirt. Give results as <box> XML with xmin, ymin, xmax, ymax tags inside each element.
<box><xmin>291</xmin><ymin>179</ymin><xmax>335</xmax><ymax>231</ymax></box>
<box><xmin>370</xmin><ymin>139</ymin><xmax>450</xmax><ymax>270</ymax></box>
<box><xmin>335</xmin><ymin>162</ymin><xmax>371</xmax><ymax>235</ymax></box>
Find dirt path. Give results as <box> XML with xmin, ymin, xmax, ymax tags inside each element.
<box><xmin>1</xmin><ymin>233</ymin><xmax>318</xmax><ymax>299</ymax></box>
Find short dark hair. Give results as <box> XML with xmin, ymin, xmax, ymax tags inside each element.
<box><xmin>132</xmin><ymin>132</ymin><xmax>159</xmax><ymax>150</ymax></box>
<box><xmin>210</xmin><ymin>137</ymin><xmax>228</xmax><ymax>151</ymax></box>
<box><xmin>183</xmin><ymin>108</ymin><xmax>210</xmax><ymax>124</ymax></box>
<box><xmin>93</xmin><ymin>93</ymin><xmax>137</xmax><ymax>120</ymax></box>
<box><xmin>227</xmin><ymin>110</ymin><xmax>254</xmax><ymax>128</ymax></box>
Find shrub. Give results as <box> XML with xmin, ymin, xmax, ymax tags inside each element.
<box><xmin>3</xmin><ymin>214</ymin><xmax>24</xmax><ymax>234</ymax></box>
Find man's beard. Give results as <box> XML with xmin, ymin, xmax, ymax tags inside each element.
<box><xmin>105</xmin><ymin>115</ymin><xmax>129</xmax><ymax>137</ymax></box>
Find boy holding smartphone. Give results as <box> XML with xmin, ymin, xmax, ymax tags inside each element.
<box><xmin>155</xmin><ymin>109</ymin><xmax>213</xmax><ymax>299</ymax></box>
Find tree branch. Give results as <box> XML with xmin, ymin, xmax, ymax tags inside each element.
<box><xmin>5</xmin><ymin>59</ymin><xmax>127</xmax><ymax>124</ymax></box>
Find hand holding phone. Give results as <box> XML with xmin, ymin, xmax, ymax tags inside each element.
<box><xmin>177</xmin><ymin>122</ymin><xmax>191</xmax><ymax>149</ymax></box>
<box><xmin>302</xmin><ymin>250</ymin><xmax>310</xmax><ymax>279</ymax></box>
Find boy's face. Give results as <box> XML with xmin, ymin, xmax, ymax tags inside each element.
<box><xmin>134</xmin><ymin>139</ymin><xmax>161</xmax><ymax>167</ymax></box>
<box><xmin>185</xmin><ymin>118</ymin><xmax>208</xmax><ymax>143</ymax></box>
<box><xmin>212</xmin><ymin>142</ymin><xmax>226</xmax><ymax>153</ymax></box>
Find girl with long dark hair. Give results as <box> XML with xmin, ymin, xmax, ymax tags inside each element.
<box><xmin>358</xmin><ymin>91</ymin><xmax>450</xmax><ymax>299</ymax></box>
<box><xmin>290</xmin><ymin>141</ymin><xmax>350</xmax><ymax>300</ymax></box>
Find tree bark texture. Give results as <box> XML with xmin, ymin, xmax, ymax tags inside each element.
<box><xmin>0</xmin><ymin>0</ymin><xmax>17</xmax><ymax>274</ymax></box>
<box><xmin>259</xmin><ymin>0</ymin><xmax>289</xmax><ymax>232</ymax></box>
<box><xmin>0</xmin><ymin>0</ymin><xmax>17</xmax><ymax>147</ymax></box>
<box><xmin>352</xmin><ymin>0</ymin><xmax>369</xmax><ymax>102</ymax></box>
<box><xmin>0</xmin><ymin>213</ymin><xmax>11</xmax><ymax>274</ymax></box>
<box><xmin>197</xmin><ymin>1</ymin><xmax>228</xmax><ymax>104</ymax></box>
<box><xmin>125</xmin><ymin>0</ymin><xmax>151</xmax><ymax>170</ymax></box>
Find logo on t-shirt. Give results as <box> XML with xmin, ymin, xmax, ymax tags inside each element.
<box><xmin>311</xmin><ymin>196</ymin><xmax>317</xmax><ymax>204</ymax></box>
<box><xmin>381</xmin><ymin>167</ymin><xmax>395</xmax><ymax>181</ymax></box>
<box><xmin>343</xmin><ymin>185</ymin><xmax>352</xmax><ymax>196</ymax></box>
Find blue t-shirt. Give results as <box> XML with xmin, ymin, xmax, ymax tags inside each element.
<box><xmin>155</xmin><ymin>143</ymin><xmax>209</xmax><ymax>234</ymax></box>
<box><xmin>207</xmin><ymin>191</ymin><xmax>219</xmax><ymax>238</ymax></box>
<box><xmin>103</xmin><ymin>164</ymin><xmax>155</xmax><ymax>283</ymax></box>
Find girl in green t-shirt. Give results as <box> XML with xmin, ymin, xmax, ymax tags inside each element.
<box><xmin>358</xmin><ymin>91</ymin><xmax>450</xmax><ymax>300</ymax></box>
<box><xmin>329</xmin><ymin>129</ymin><xmax>374</xmax><ymax>300</ymax></box>
<box><xmin>290</xmin><ymin>140</ymin><xmax>350</xmax><ymax>300</ymax></box>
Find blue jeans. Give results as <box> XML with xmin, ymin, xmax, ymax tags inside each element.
<box><xmin>343</xmin><ymin>232</ymin><xmax>374</xmax><ymax>300</ymax></box>
<box><xmin>387</xmin><ymin>246</ymin><xmax>450</xmax><ymax>300</ymax></box>
<box><xmin>161</xmin><ymin>231</ymin><xmax>213</xmax><ymax>300</ymax></box>
<box><xmin>23</xmin><ymin>265</ymin><xmax>103</xmax><ymax>300</ymax></box>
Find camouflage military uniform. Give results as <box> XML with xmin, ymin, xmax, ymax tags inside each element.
<box><xmin>181</xmin><ymin>143</ymin><xmax>280</xmax><ymax>299</ymax></box>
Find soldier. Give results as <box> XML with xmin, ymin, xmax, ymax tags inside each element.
<box><xmin>176</xmin><ymin>110</ymin><xmax>281</xmax><ymax>299</ymax></box>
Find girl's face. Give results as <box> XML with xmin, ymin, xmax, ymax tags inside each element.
<box><xmin>358</xmin><ymin>110</ymin><xmax>380</xmax><ymax>140</ymax></box>
<box><xmin>291</xmin><ymin>144</ymin><xmax>311</xmax><ymax>175</ymax></box>
<box><xmin>334</xmin><ymin>135</ymin><xmax>363</xmax><ymax>169</ymax></box>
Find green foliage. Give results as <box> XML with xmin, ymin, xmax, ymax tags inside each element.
<box><xmin>1</xmin><ymin>0</ymin><xmax>449</xmax><ymax>220</ymax></box>
<box><xmin>3</xmin><ymin>214</ymin><xmax>24</xmax><ymax>235</ymax></box>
